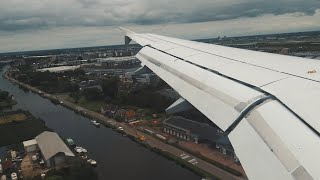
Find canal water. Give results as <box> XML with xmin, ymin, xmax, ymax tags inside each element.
<box><xmin>0</xmin><ymin>66</ymin><xmax>201</xmax><ymax>180</ymax></box>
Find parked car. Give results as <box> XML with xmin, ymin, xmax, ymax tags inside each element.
<box><xmin>11</xmin><ymin>172</ymin><xmax>18</xmax><ymax>180</ymax></box>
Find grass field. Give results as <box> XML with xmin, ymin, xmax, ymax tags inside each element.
<box><xmin>0</xmin><ymin>113</ymin><xmax>27</xmax><ymax>125</ymax></box>
<box><xmin>0</xmin><ymin>110</ymin><xmax>51</xmax><ymax>146</ymax></box>
<box><xmin>67</xmin><ymin>96</ymin><xmax>105</xmax><ymax>112</ymax></box>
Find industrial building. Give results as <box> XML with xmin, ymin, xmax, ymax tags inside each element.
<box><xmin>132</xmin><ymin>73</ymin><xmax>160</xmax><ymax>86</ymax></box>
<box><xmin>163</xmin><ymin>116</ymin><xmax>237</xmax><ymax>159</ymax></box>
<box><xmin>23</xmin><ymin>131</ymin><xmax>75</xmax><ymax>168</ymax></box>
<box><xmin>37</xmin><ymin>65</ymin><xmax>80</xmax><ymax>73</ymax></box>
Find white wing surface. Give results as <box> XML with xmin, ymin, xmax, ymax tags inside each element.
<box><xmin>120</xmin><ymin>27</ymin><xmax>320</xmax><ymax>180</ymax></box>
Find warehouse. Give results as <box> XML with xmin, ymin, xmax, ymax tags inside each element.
<box><xmin>163</xmin><ymin>116</ymin><xmax>222</xmax><ymax>143</ymax></box>
<box><xmin>35</xmin><ymin>131</ymin><xmax>75</xmax><ymax>168</ymax></box>
<box><xmin>163</xmin><ymin>116</ymin><xmax>237</xmax><ymax>159</ymax></box>
<box><xmin>23</xmin><ymin>131</ymin><xmax>75</xmax><ymax>168</ymax></box>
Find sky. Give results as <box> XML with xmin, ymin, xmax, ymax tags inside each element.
<box><xmin>0</xmin><ymin>0</ymin><xmax>320</xmax><ymax>53</ymax></box>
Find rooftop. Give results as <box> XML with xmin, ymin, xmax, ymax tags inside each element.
<box><xmin>23</xmin><ymin>139</ymin><xmax>37</xmax><ymax>147</ymax></box>
<box><xmin>164</xmin><ymin>116</ymin><xmax>222</xmax><ymax>142</ymax></box>
<box><xmin>35</xmin><ymin>131</ymin><xmax>74</xmax><ymax>160</ymax></box>
<box><xmin>37</xmin><ymin>65</ymin><xmax>80</xmax><ymax>72</ymax></box>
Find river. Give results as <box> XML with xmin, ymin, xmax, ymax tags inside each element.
<box><xmin>0</xmin><ymin>66</ymin><xmax>201</xmax><ymax>180</ymax></box>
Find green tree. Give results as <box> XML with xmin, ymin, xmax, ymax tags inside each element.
<box><xmin>82</xmin><ymin>88</ymin><xmax>103</xmax><ymax>101</ymax></box>
<box><xmin>101</xmin><ymin>78</ymin><xmax>119</xmax><ymax>98</ymax></box>
<box><xmin>67</xmin><ymin>160</ymin><xmax>98</xmax><ymax>180</ymax></box>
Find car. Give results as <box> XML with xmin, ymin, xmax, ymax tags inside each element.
<box><xmin>11</xmin><ymin>172</ymin><xmax>18</xmax><ymax>180</ymax></box>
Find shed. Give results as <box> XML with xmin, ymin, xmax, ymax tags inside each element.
<box><xmin>35</xmin><ymin>131</ymin><xmax>75</xmax><ymax>167</ymax></box>
<box><xmin>23</xmin><ymin>139</ymin><xmax>38</xmax><ymax>153</ymax></box>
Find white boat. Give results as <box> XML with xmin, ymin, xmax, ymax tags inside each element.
<box><xmin>87</xmin><ymin>159</ymin><xmax>97</xmax><ymax>166</ymax></box>
<box><xmin>90</xmin><ymin>160</ymin><xmax>97</xmax><ymax>166</ymax></box>
<box><xmin>75</xmin><ymin>146</ymin><xmax>88</xmax><ymax>153</ymax></box>
<box><xmin>82</xmin><ymin>148</ymin><xmax>88</xmax><ymax>153</ymax></box>
<box><xmin>91</xmin><ymin>120</ymin><xmax>100</xmax><ymax>126</ymax></box>
<box><xmin>75</xmin><ymin>147</ymin><xmax>83</xmax><ymax>153</ymax></box>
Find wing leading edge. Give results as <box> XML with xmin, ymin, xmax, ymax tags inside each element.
<box><xmin>120</xmin><ymin>27</ymin><xmax>320</xmax><ymax>180</ymax></box>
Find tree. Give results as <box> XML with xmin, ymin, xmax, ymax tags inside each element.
<box><xmin>0</xmin><ymin>90</ymin><xmax>9</xmax><ymax>100</ymax></box>
<box><xmin>101</xmin><ymin>78</ymin><xmax>119</xmax><ymax>98</ymax></box>
<box><xmin>68</xmin><ymin>160</ymin><xmax>98</xmax><ymax>180</ymax></box>
<box><xmin>82</xmin><ymin>88</ymin><xmax>103</xmax><ymax>101</ymax></box>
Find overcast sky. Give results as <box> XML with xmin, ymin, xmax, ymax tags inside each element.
<box><xmin>0</xmin><ymin>0</ymin><xmax>320</xmax><ymax>53</ymax></box>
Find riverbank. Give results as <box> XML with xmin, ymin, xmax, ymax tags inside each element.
<box><xmin>4</xmin><ymin>69</ymin><xmax>244</xmax><ymax>180</ymax></box>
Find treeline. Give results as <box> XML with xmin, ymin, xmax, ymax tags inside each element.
<box><xmin>115</xmin><ymin>88</ymin><xmax>174</xmax><ymax>113</ymax></box>
<box><xmin>31</xmin><ymin>159</ymin><xmax>98</xmax><ymax>180</ymax></box>
<box><xmin>16</xmin><ymin>66</ymin><xmax>85</xmax><ymax>93</ymax></box>
<box><xmin>0</xmin><ymin>89</ymin><xmax>16</xmax><ymax>110</ymax></box>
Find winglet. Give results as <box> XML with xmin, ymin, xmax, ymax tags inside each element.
<box><xmin>119</xmin><ymin>27</ymin><xmax>135</xmax><ymax>35</ymax></box>
<box><xmin>119</xmin><ymin>27</ymin><xmax>135</xmax><ymax>45</ymax></box>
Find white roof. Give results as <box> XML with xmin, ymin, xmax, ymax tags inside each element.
<box><xmin>37</xmin><ymin>65</ymin><xmax>80</xmax><ymax>73</ymax></box>
<box><xmin>35</xmin><ymin>131</ymin><xmax>74</xmax><ymax>160</ymax></box>
<box><xmin>23</xmin><ymin>139</ymin><xmax>37</xmax><ymax>147</ymax></box>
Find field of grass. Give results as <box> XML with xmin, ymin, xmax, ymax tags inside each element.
<box><xmin>0</xmin><ymin>110</ymin><xmax>51</xmax><ymax>146</ymax></box>
<box><xmin>67</xmin><ymin>96</ymin><xmax>105</xmax><ymax>112</ymax></box>
<box><xmin>0</xmin><ymin>113</ymin><xmax>27</xmax><ymax>125</ymax></box>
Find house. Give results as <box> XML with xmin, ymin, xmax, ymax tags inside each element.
<box><xmin>23</xmin><ymin>131</ymin><xmax>75</xmax><ymax>168</ymax></box>
<box><xmin>23</xmin><ymin>139</ymin><xmax>38</xmax><ymax>153</ymax></box>
<box><xmin>101</xmin><ymin>104</ymin><xmax>119</xmax><ymax>117</ymax></box>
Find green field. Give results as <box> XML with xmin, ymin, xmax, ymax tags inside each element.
<box><xmin>0</xmin><ymin>113</ymin><xmax>27</xmax><ymax>125</ymax></box>
<box><xmin>0</xmin><ymin>111</ymin><xmax>51</xmax><ymax>146</ymax></box>
<box><xmin>67</xmin><ymin>96</ymin><xmax>105</xmax><ymax>112</ymax></box>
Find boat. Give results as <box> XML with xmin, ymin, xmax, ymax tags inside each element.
<box><xmin>82</xmin><ymin>148</ymin><xmax>88</xmax><ymax>153</ymax></box>
<box><xmin>66</xmin><ymin>138</ymin><xmax>75</xmax><ymax>147</ymax></box>
<box><xmin>87</xmin><ymin>159</ymin><xmax>97</xmax><ymax>167</ymax></box>
<box><xmin>91</xmin><ymin>120</ymin><xmax>101</xmax><ymax>126</ymax></box>
<box><xmin>80</xmin><ymin>155</ymin><xmax>88</xmax><ymax>160</ymax></box>
<box><xmin>75</xmin><ymin>147</ymin><xmax>83</xmax><ymax>153</ymax></box>
<box><xmin>75</xmin><ymin>146</ymin><xmax>88</xmax><ymax>154</ymax></box>
<box><xmin>90</xmin><ymin>160</ymin><xmax>97</xmax><ymax>166</ymax></box>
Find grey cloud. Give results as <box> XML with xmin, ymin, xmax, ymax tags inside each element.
<box><xmin>1</xmin><ymin>9</ymin><xmax>320</xmax><ymax>53</ymax></box>
<box><xmin>0</xmin><ymin>0</ymin><xmax>319</xmax><ymax>31</ymax></box>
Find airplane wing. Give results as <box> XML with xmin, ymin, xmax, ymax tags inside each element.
<box><xmin>119</xmin><ymin>27</ymin><xmax>320</xmax><ymax>180</ymax></box>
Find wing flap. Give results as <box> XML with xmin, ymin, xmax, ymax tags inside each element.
<box><xmin>263</xmin><ymin>77</ymin><xmax>320</xmax><ymax>133</ymax></box>
<box><xmin>230</xmin><ymin>100</ymin><xmax>320</xmax><ymax>180</ymax></box>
